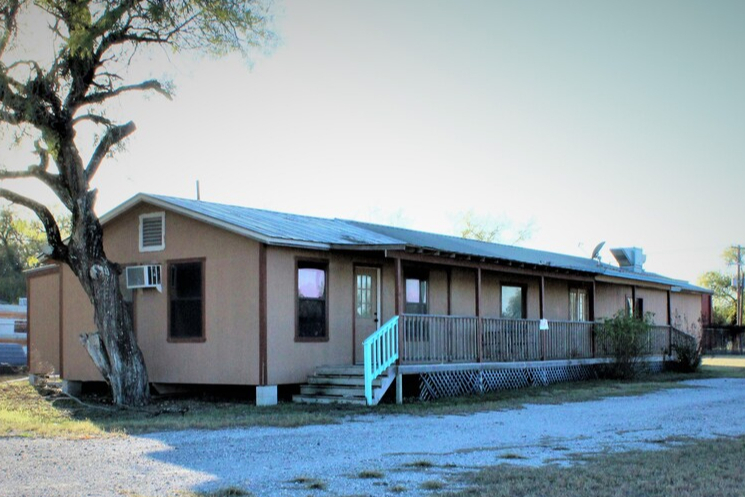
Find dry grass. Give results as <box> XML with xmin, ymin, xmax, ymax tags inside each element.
<box><xmin>445</xmin><ymin>436</ymin><xmax>745</xmax><ymax>497</ymax></box>
<box><xmin>2</xmin><ymin>358</ymin><xmax>743</xmax><ymax>439</ymax></box>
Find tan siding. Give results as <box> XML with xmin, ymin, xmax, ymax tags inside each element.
<box><xmin>450</xmin><ymin>268</ymin><xmax>476</xmax><ymax>316</ymax></box>
<box><xmin>27</xmin><ymin>268</ymin><xmax>61</xmax><ymax>375</ymax></box>
<box><xmin>59</xmin><ymin>204</ymin><xmax>261</xmax><ymax>385</ymax></box>
<box><xmin>636</xmin><ymin>288</ymin><xmax>668</xmax><ymax>325</ymax></box>
<box><xmin>429</xmin><ymin>269</ymin><xmax>449</xmax><ymax>315</ymax></box>
<box><xmin>482</xmin><ymin>272</ymin><xmax>500</xmax><ymax>317</ymax></box>
<box><xmin>544</xmin><ymin>279</ymin><xmax>569</xmax><ymax>320</ymax></box>
<box><xmin>61</xmin><ymin>265</ymin><xmax>101</xmax><ymax>381</ymax></box>
<box><xmin>671</xmin><ymin>292</ymin><xmax>704</xmax><ymax>338</ymax></box>
<box><xmin>595</xmin><ymin>282</ymin><xmax>633</xmax><ymax>320</ymax></box>
<box><xmin>265</xmin><ymin>247</ymin><xmax>354</xmax><ymax>385</ymax></box>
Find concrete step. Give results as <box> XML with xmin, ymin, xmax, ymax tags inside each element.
<box><xmin>300</xmin><ymin>384</ymin><xmax>365</xmax><ymax>397</ymax></box>
<box><xmin>292</xmin><ymin>394</ymin><xmax>367</xmax><ymax>406</ymax></box>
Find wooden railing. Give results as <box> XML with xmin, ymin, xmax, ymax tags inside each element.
<box><xmin>363</xmin><ymin>315</ymin><xmax>399</xmax><ymax>406</ymax></box>
<box><xmin>482</xmin><ymin>318</ymin><xmax>540</xmax><ymax>362</ymax></box>
<box><xmin>399</xmin><ymin>314</ymin><xmax>698</xmax><ymax>365</ymax></box>
<box><xmin>542</xmin><ymin>320</ymin><xmax>594</xmax><ymax>360</ymax></box>
<box><xmin>401</xmin><ymin>315</ymin><xmax>477</xmax><ymax>363</ymax></box>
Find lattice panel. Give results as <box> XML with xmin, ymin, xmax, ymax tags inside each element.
<box><xmin>481</xmin><ymin>369</ymin><xmax>531</xmax><ymax>391</ymax></box>
<box><xmin>420</xmin><ymin>370</ymin><xmax>482</xmax><ymax>400</ymax></box>
<box><xmin>419</xmin><ymin>364</ymin><xmax>598</xmax><ymax>401</ymax></box>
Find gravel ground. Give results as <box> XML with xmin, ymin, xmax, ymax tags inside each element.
<box><xmin>3</xmin><ymin>378</ymin><xmax>745</xmax><ymax>497</ymax></box>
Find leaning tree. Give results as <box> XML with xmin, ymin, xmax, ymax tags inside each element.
<box><xmin>0</xmin><ymin>1</ymin><xmax>273</xmax><ymax>406</ymax></box>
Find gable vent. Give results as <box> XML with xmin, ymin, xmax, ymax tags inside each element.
<box><xmin>139</xmin><ymin>213</ymin><xmax>165</xmax><ymax>252</ymax></box>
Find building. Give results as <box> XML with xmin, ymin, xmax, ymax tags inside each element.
<box><xmin>27</xmin><ymin>194</ymin><xmax>710</xmax><ymax>404</ymax></box>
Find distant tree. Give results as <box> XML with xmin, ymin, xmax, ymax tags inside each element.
<box><xmin>0</xmin><ymin>206</ymin><xmax>70</xmax><ymax>303</ymax></box>
<box><xmin>0</xmin><ymin>207</ymin><xmax>43</xmax><ymax>302</ymax></box>
<box><xmin>457</xmin><ymin>210</ymin><xmax>533</xmax><ymax>244</ymax></box>
<box><xmin>0</xmin><ymin>1</ymin><xmax>273</xmax><ymax>406</ymax></box>
<box><xmin>697</xmin><ymin>247</ymin><xmax>742</xmax><ymax>326</ymax></box>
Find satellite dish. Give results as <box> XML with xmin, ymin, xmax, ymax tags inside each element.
<box><xmin>591</xmin><ymin>241</ymin><xmax>606</xmax><ymax>262</ymax></box>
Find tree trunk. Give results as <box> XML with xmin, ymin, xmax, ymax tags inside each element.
<box><xmin>67</xmin><ymin>197</ymin><xmax>150</xmax><ymax>407</ymax></box>
<box><xmin>78</xmin><ymin>259</ymin><xmax>150</xmax><ymax>406</ymax></box>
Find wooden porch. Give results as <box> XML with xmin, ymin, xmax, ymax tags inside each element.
<box><xmin>358</xmin><ymin>314</ymin><xmax>695</xmax><ymax>406</ymax></box>
<box><xmin>398</xmin><ymin>314</ymin><xmax>685</xmax><ymax>364</ymax></box>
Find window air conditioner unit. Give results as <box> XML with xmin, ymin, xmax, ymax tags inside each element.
<box><xmin>126</xmin><ymin>265</ymin><xmax>162</xmax><ymax>292</ymax></box>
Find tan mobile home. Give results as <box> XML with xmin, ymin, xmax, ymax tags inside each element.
<box><xmin>27</xmin><ymin>194</ymin><xmax>711</xmax><ymax>405</ymax></box>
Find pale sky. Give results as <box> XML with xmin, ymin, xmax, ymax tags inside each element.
<box><xmin>2</xmin><ymin>0</ymin><xmax>744</xmax><ymax>284</ymax></box>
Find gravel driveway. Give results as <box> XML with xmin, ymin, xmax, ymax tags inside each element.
<box><xmin>3</xmin><ymin>378</ymin><xmax>745</xmax><ymax>497</ymax></box>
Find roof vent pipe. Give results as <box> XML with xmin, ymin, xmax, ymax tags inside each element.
<box><xmin>610</xmin><ymin>247</ymin><xmax>646</xmax><ymax>272</ymax></box>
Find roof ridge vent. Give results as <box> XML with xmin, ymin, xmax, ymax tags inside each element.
<box><xmin>610</xmin><ymin>247</ymin><xmax>646</xmax><ymax>272</ymax></box>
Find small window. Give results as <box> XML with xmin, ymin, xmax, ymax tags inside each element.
<box><xmin>405</xmin><ymin>271</ymin><xmax>428</xmax><ymax>314</ymax></box>
<box><xmin>168</xmin><ymin>260</ymin><xmax>204</xmax><ymax>341</ymax></box>
<box><xmin>139</xmin><ymin>212</ymin><xmax>165</xmax><ymax>252</ymax></box>
<box><xmin>569</xmin><ymin>288</ymin><xmax>588</xmax><ymax>321</ymax></box>
<box><xmin>501</xmin><ymin>284</ymin><xmax>526</xmax><ymax>319</ymax></box>
<box><xmin>297</xmin><ymin>261</ymin><xmax>328</xmax><ymax>340</ymax></box>
<box><xmin>634</xmin><ymin>298</ymin><xmax>644</xmax><ymax>320</ymax></box>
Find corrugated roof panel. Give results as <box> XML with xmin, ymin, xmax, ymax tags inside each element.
<box><xmin>148</xmin><ymin>195</ymin><xmax>404</xmax><ymax>247</ymax></box>
<box><xmin>347</xmin><ymin>221</ymin><xmax>709</xmax><ymax>293</ymax></box>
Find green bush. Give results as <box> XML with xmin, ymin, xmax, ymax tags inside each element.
<box><xmin>597</xmin><ymin>311</ymin><xmax>652</xmax><ymax>380</ymax></box>
<box><xmin>667</xmin><ymin>340</ymin><xmax>702</xmax><ymax>373</ymax></box>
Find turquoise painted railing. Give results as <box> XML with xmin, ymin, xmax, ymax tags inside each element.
<box><xmin>363</xmin><ymin>315</ymin><xmax>399</xmax><ymax>406</ymax></box>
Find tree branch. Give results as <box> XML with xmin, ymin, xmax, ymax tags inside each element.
<box><xmin>81</xmin><ymin>79</ymin><xmax>171</xmax><ymax>106</ymax></box>
<box><xmin>0</xmin><ymin>0</ymin><xmax>20</xmax><ymax>58</ymax></box>
<box><xmin>85</xmin><ymin>121</ymin><xmax>136</xmax><ymax>181</ymax></box>
<box><xmin>72</xmin><ymin>113</ymin><xmax>113</xmax><ymax>126</ymax></box>
<box><xmin>0</xmin><ymin>188</ymin><xmax>68</xmax><ymax>262</ymax></box>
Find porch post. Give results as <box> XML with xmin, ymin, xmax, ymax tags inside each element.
<box><xmin>591</xmin><ymin>280</ymin><xmax>597</xmax><ymax>357</ymax></box>
<box><xmin>476</xmin><ymin>267</ymin><xmax>483</xmax><ymax>362</ymax></box>
<box><xmin>540</xmin><ymin>276</ymin><xmax>546</xmax><ymax>360</ymax></box>
<box><xmin>395</xmin><ymin>257</ymin><xmax>404</xmax><ymax>368</ymax></box>
<box><xmin>667</xmin><ymin>289</ymin><xmax>672</xmax><ymax>355</ymax></box>
<box><xmin>395</xmin><ymin>257</ymin><xmax>403</xmax><ymax>316</ymax></box>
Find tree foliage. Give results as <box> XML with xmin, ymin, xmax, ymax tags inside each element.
<box><xmin>697</xmin><ymin>247</ymin><xmax>742</xmax><ymax>325</ymax></box>
<box><xmin>0</xmin><ymin>206</ymin><xmax>70</xmax><ymax>303</ymax></box>
<box><xmin>457</xmin><ymin>210</ymin><xmax>533</xmax><ymax>244</ymax></box>
<box><xmin>0</xmin><ymin>0</ymin><xmax>273</xmax><ymax>405</ymax></box>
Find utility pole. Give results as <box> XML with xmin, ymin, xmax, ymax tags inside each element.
<box><xmin>735</xmin><ymin>245</ymin><xmax>743</xmax><ymax>326</ymax></box>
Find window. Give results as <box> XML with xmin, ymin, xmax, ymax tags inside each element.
<box><xmin>405</xmin><ymin>272</ymin><xmax>428</xmax><ymax>314</ymax></box>
<box><xmin>501</xmin><ymin>285</ymin><xmax>526</xmax><ymax>319</ymax></box>
<box><xmin>139</xmin><ymin>212</ymin><xmax>165</xmax><ymax>252</ymax></box>
<box><xmin>634</xmin><ymin>298</ymin><xmax>644</xmax><ymax>320</ymax></box>
<box><xmin>168</xmin><ymin>260</ymin><xmax>204</xmax><ymax>340</ymax></box>
<box><xmin>297</xmin><ymin>261</ymin><xmax>328</xmax><ymax>340</ymax></box>
<box><xmin>625</xmin><ymin>296</ymin><xmax>644</xmax><ymax>319</ymax></box>
<box><xmin>356</xmin><ymin>273</ymin><xmax>373</xmax><ymax>318</ymax></box>
<box><xmin>569</xmin><ymin>288</ymin><xmax>589</xmax><ymax>322</ymax></box>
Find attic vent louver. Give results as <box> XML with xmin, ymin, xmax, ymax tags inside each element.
<box><xmin>139</xmin><ymin>212</ymin><xmax>165</xmax><ymax>252</ymax></box>
<box><xmin>610</xmin><ymin>247</ymin><xmax>646</xmax><ymax>272</ymax></box>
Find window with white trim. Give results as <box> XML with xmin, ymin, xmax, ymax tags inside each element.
<box><xmin>139</xmin><ymin>212</ymin><xmax>165</xmax><ymax>252</ymax></box>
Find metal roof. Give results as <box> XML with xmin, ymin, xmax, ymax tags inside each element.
<box><xmin>349</xmin><ymin>221</ymin><xmax>709</xmax><ymax>293</ymax></box>
<box><xmin>105</xmin><ymin>194</ymin><xmax>710</xmax><ymax>294</ymax></box>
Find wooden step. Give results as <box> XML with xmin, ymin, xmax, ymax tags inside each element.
<box><xmin>308</xmin><ymin>375</ymin><xmax>382</xmax><ymax>387</ymax></box>
<box><xmin>315</xmin><ymin>365</ymin><xmax>365</xmax><ymax>376</ymax></box>
<box><xmin>291</xmin><ymin>394</ymin><xmax>367</xmax><ymax>406</ymax></box>
<box><xmin>300</xmin><ymin>384</ymin><xmax>365</xmax><ymax>397</ymax></box>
